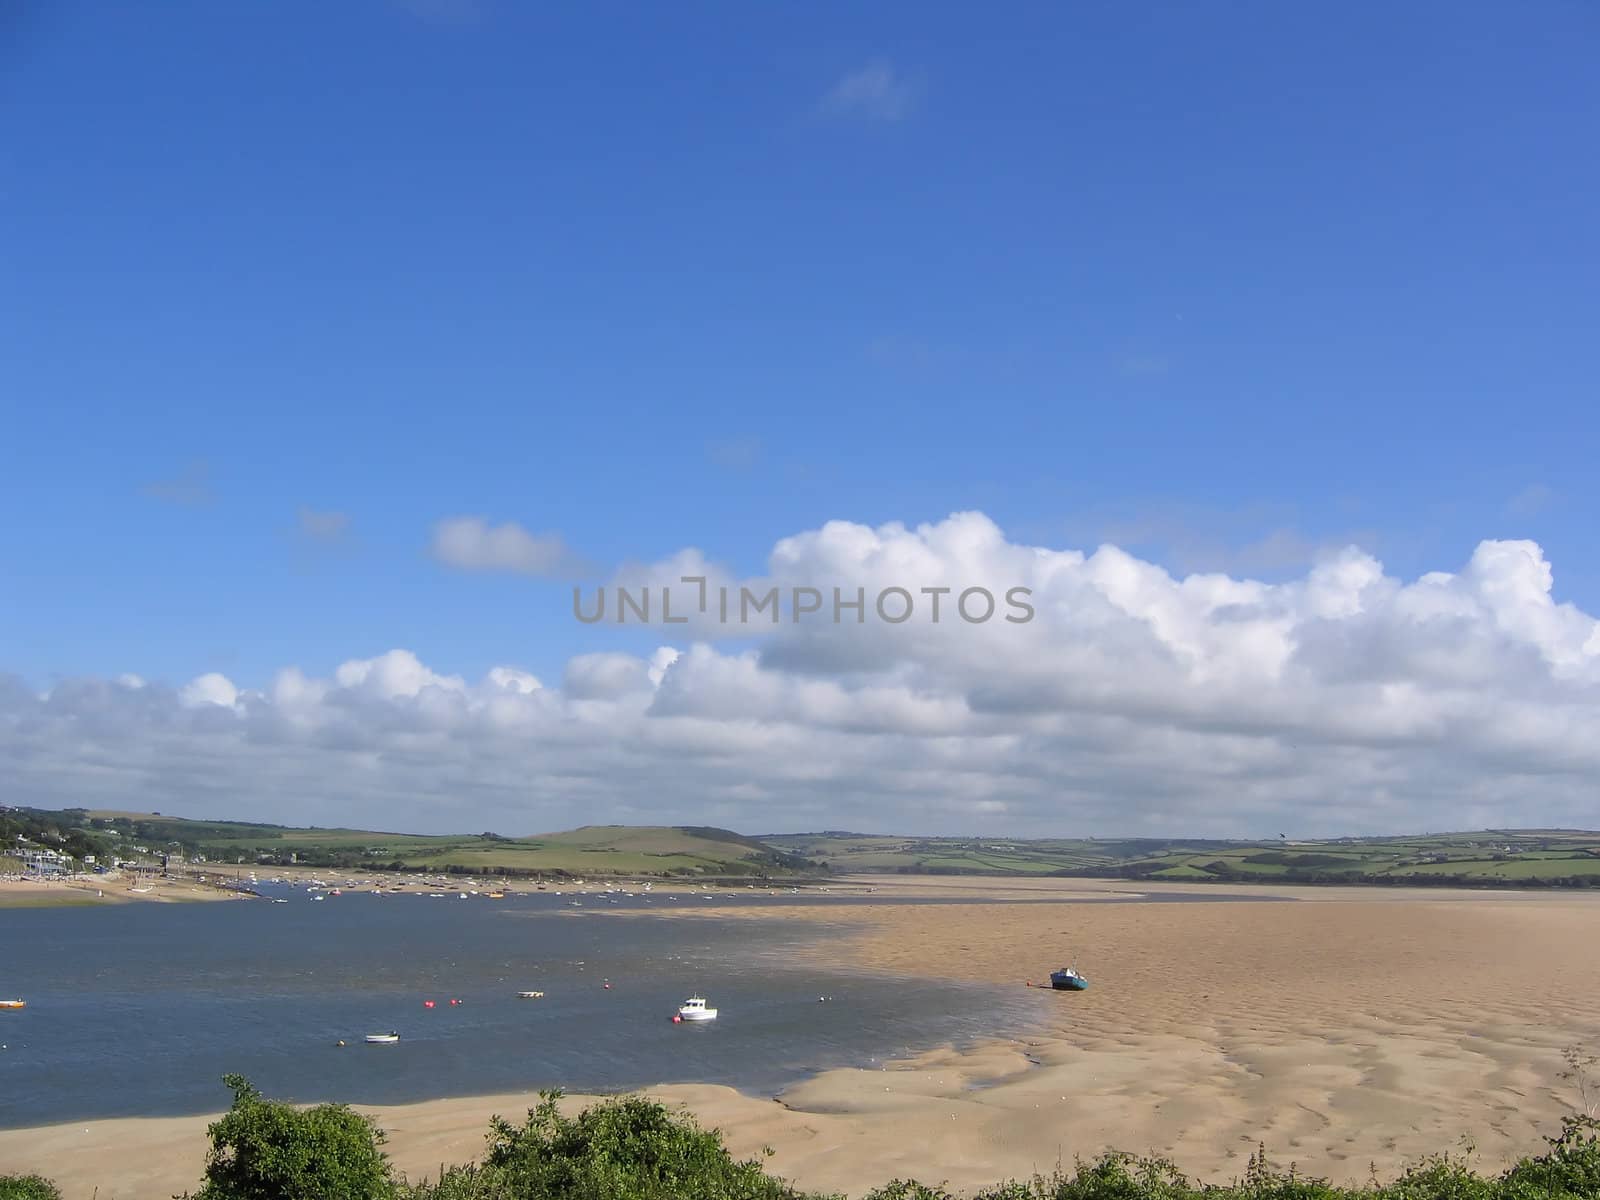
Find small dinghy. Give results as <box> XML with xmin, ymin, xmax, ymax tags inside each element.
<box><xmin>675</xmin><ymin>995</ymin><xmax>717</xmax><ymax>1022</ymax></box>
<box><xmin>1049</xmin><ymin>967</ymin><xmax>1089</xmax><ymax>991</ymax></box>
<box><xmin>0</xmin><ymin>999</ymin><xmax>25</xmax><ymax>1010</ymax></box>
<box><xmin>364</xmin><ymin>1032</ymin><xmax>401</xmax><ymax>1044</ymax></box>
<box><xmin>517</xmin><ymin>990</ymin><xmax>544</xmax><ymax>999</ymax></box>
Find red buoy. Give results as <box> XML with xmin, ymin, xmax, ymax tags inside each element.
<box><xmin>672</xmin><ymin>1015</ymin><xmax>682</xmax><ymax>1023</ymax></box>
<box><xmin>423</xmin><ymin>1000</ymin><xmax>436</xmax><ymax>1008</ymax></box>
<box><xmin>450</xmin><ymin>999</ymin><xmax>460</xmax><ymax>1006</ymax></box>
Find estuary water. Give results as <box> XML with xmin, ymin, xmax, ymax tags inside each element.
<box><xmin>2</xmin><ymin>887</ymin><xmax>1050</xmax><ymax>1126</ymax></box>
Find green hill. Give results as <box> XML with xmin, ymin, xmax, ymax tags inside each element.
<box><xmin>762</xmin><ymin>829</ymin><xmax>1600</xmax><ymax>887</ymax></box>
<box><xmin>15</xmin><ymin>809</ymin><xmax>824</xmax><ymax>879</ymax></box>
<box><xmin>13</xmin><ymin>807</ymin><xmax>1600</xmax><ymax>888</ymax></box>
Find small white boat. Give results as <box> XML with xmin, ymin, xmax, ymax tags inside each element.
<box><xmin>676</xmin><ymin>996</ymin><xmax>717</xmax><ymax>1022</ymax></box>
<box><xmin>364</xmin><ymin>1032</ymin><xmax>400</xmax><ymax>1044</ymax></box>
<box><xmin>517</xmin><ymin>990</ymin><xmax>544</xmax><ymax>999</ymax></box>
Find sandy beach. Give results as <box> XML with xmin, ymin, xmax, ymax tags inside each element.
<box><xmin>0</xmin><ymin>873</ymin><xmax>244</xmax><ymax>907</ymax></box>
<box><xmin>5</xmin><ymin>877</ymin><xmax>1599</xmax><ymax>1198</ymax></box>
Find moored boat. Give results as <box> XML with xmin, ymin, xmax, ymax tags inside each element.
<box><xmin>517</xmin><ymin>990</ymin><xmax>544</xmax><ymax>998</ymax></box>
<box><xmin>675</xmin><ymin>995</ymin><xmax>717</xmax><ymax>1022</ymax></box>
<box><xmin>0</xmin><ymin>999</ymin><xmax>25</xmax><ymax>1010</ymax></box>
<box><xmin>1049</xmin><ymin>967</ymin><xmax>1089</xmax><ymax>991</ymax></box>
<box><xmin>364</xmin><ymin>1032</ymin><xmax>400</xmax><ymax>1044</ymax></box>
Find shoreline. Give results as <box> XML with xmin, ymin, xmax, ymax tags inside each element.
<box><xmin>4</xmin><ymin>878</ymin><xmax>1599</xmax><ymax>1198</ymax></box>
<box><xmin>0</xmin><ymin>874</ymin><xmax>245</xmax><ymax>907</ymax></box>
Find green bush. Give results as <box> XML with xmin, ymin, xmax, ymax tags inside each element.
<box><xmin>1497</xmin><ymin>1116</ymin><xmax>1600</xmax><ymax>1199</ymax></box>
<box><xmin>187</xmin><ymin>1074</ymin><xmax>396</xmax><ymax>1200</ymax></box>
<box><xmin>0</xmin><ymin>1176</ymin><xmax>63</xmax><ymax>1200</ymax></box>
<box><xmin>862</xmin><ymin>1183</ymin><xmax>959</xmax><ymax>1200</ymax></box>
<box><xmin>401</xmin><ymin>1090</ymin><xmax>823</xmax><ymax>1200</ymax></box>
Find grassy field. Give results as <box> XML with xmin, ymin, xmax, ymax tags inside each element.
<box><xmin>19</xmin><ymin>808</ymin><xmax>1600</xmax><ymax>887</ymax></box>
<box><xmin>71</xmin><ymin>811</ymin><xmax>820</xmax><ymax>878</ymax></box>
<box><xmin>763</xmin><ymin>829</ymin><xmax>1600</xmax><ymax>886</ymax></box>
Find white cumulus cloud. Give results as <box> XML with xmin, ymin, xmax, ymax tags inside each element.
<box><xmin>4</xmin><ymin>514</ymin><xmax>1599</xmax><ymax>836</ymax></box>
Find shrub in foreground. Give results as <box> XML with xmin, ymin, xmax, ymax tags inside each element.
<box><xmin>135</xmin><ymin>1075</ymin><xmax>1600</xmax><ymax>1200</ymax></box>
<box><xmin>403</xmin><ymin>1090</ymin><xmax>818</xmax><ymax>1200</ymax></box>
<box><xmin>0</xmin><ymin>1176</ymin><xmax>63</xmax><ymax>1200</ymax></box>
<box><xmin>186</xmin><ymin>1073</ymin><xmax>396</xmax><ymax>1200</ymax></box>
<box><xmin>1497</xmin><ymin>1116</ymin><xmax>1600</xmax><ymax>1199</ymax></box>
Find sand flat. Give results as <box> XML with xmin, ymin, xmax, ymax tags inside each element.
<box><xmin>0</xmin><ymin>875</ymin><xmax>241</xmax><ymax>906</ymax></box>
<box><xmin>4</xmin><ymin>879</ymin><xmax>1599</xmax><ymax>1198</ymax></box>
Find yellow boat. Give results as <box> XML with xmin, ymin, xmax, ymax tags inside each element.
<box><xmin>0</xmin><ymin>999</ymin><xmax>25</xmax><ymax>1010</ymax></box>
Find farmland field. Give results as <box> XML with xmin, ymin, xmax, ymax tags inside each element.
<box><xmin>763</xmin><ymin>829</ymin><xmax>1600</xmax><ymax>886</ymax></box>
<box><xmin>13</xmin><ymin>809</ymin><xmax>1600</xmax><ymax>888</ymax></box>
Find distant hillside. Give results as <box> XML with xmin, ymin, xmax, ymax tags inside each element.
<box><xmin>763</xmin><ymin>830</ymin><xmax>1600</xmax><ymax>887</ymax></box>
<box><xmin>12</xmin><ymin>809</ymin><xmax>827</xmax><ymax>879</ymax></box>
<box><xmin>14</xmin><ymin>807</ymin><xmax>1600</xmax><ymax>887</ymax></box>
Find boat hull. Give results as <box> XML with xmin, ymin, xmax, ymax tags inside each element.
<box><xmin>1050</xmin><ymin>978</ymin><xmax>1088</xmax><ymax>990</ymax></box>
<box><xmin>678</xmin><ymin>1010</ymin><xmax>717</xmax><ymax>1021</ymax></box>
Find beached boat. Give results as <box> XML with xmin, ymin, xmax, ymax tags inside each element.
<box><xmin>517</xmin><ymin>990</ymin><xmax>544</xmax><ymax>999</ymax></box>
<box><xmin>1049</xmin><ymin>967</ymin><xmax>1089</xmax><ymax>991</ymax></box>
<box><xmin>676</xmin><ymin>996</ymin><xmax>717</xmax><ymax>1022</ymax></box>
<box><xmin>0</xmin><ymin>999</ymin><xmax>25</xmax><ymax>1010</ymax></box>
<box><xmin>364</xmin><ymin>1032</ymin><xmax>400</xmax><ymax>1044</ymax></box>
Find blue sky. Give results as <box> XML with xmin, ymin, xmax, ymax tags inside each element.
<box><xmin>3</xmin><ymin>2</ymin><xmax>1598</xmax><ymax>833</ymax></box>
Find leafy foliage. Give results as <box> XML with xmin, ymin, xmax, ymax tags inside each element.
<box><xmin>1497</xmin><ymin>1116</ymin><xmax>1600</xmax><ymax>1199</ymax></box>
<box><xmin>0</xmin><ymin>1177</ymin><xmax>63</xmax><ymax>1200</ymax></box>
<box><xmin>402</xmin><ymin>1091</ymin><xmax>817</xmax><ymax>1200</ymax></box>
<box><xmin>0</xmin><ymin>807</ymin><xmax>114</xmax><ymax>865</ymax></box>
<box><xmin>862</xmin><ymin>1183</ymin><xmax>959</xmax><ymax>1200</ymax></box>
<box><xmin>186</xmin><ymin>1074</ymin><xmax>396</xmax><ymax>1200</ymax></box>
<box><xmin>18</xmin><ymin>1079</ymin><xmax>1600</xmax><ymax>1200</ymax></box>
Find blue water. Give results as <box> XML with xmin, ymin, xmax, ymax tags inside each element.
<box><xmin>0</xmin><ymin>887</ymin><xmax>1056</xmax><ymax>1126</ymax></box>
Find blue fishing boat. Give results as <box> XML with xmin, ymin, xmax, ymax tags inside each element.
<box><xmin>1049</xmin><ymin>967</ymin><xmax>1089</xmax><ymax>991</ymax></box>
